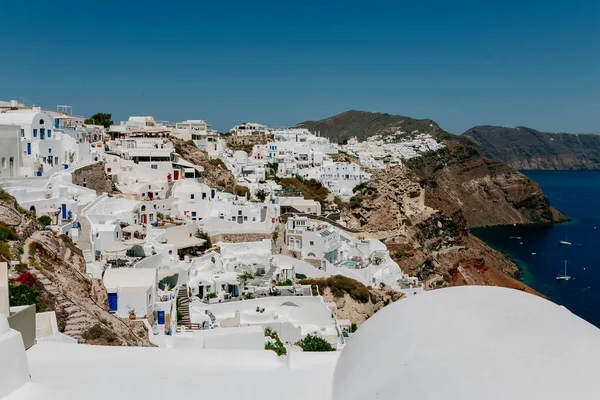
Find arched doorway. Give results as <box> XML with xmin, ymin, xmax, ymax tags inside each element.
<box><xmin>29</xmin><ymin>205</ymin><xmax>36</xmax><ymax>215</ymax></box>
<box><xmin>9</xmin><ymin>157</ymin><xmax>14</xmax><ymax>177</ymax></box>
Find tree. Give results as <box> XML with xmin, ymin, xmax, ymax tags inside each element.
<box><xmin>37</xmin><ymin>215</ymin><xmax>51</xmax><ymax>227</ymax></box>
<box><xmin>296</xmin><ymin>334</ymin><xmax>334</xmax><ymax>352</ymax></box>
<box><xmin>254</xmin><ymin>188</ymin><xmax>268</xmax><ymax>202</ymax></box>
<box><xmin>85</xmin><ymin>113</ymin><xmax>113</xmax><ymax>128</ymax></box>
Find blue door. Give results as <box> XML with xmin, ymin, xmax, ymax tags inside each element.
<box><xmin>237</xmin><ymin>216</ymin><xmax>243</xmax><ymax>224</ymax></box>
<box><xmin>157</xmin><ymin>310</ymin><xmax>165</xmax><ymax>325</ymax></box>
<box><xmin>108</xmin><ymin>293</ymin><xmax>118</xmax><ymax>312</ymax></box>
<box><xmin>27</xmin><ymin>143</ymin><xmax>31</xmax><ymax>155</ymax></box>
<box><xmin>61</xmin><ymin>204</ymin><xmax>67</xmax><ymax>219</ymax></box>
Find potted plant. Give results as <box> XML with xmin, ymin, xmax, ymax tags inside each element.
<box><xmin>128</xmin><ymin>307</ymin><xmax>136</xmax><ymax>320</ymax></box>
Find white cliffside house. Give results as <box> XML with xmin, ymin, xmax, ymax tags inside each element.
<box><xmin>0</xmin><ymin>125</ymin><xmax>22</xmax><ymax>178</ymax></box>
<box><xmin>103</xmin><ymin>267</ymin><xmax>157</xmax><ymax>318</ymax></box>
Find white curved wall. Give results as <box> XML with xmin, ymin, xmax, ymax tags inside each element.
<box><xmin>332</xmin><ymin>286</ymin><xmax>600</xmax><ymax>400</ymax></box>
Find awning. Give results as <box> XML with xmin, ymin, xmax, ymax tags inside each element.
<box><xmin>174</xmin><ymin>236</ymin><xmax>206</xmax><ymax>249</ymax></box>
<box><xmin>122</xmin><ymin>224</ymin><xmax>143</xmax><ymax>233</ymax></box>
<box><xmin>124</xmin><ymin>238</ymin><xmax>145</xmax><ymax>245</ymax></box>
<box><xmin>104</xmin><ymin>243</ymin><xmax>133</xmax><ymax>253</ymax></box>
<box><xmin>227</xmin><ymin>280</ymin><xmax>239</xmax><ymax>286</ymax></box>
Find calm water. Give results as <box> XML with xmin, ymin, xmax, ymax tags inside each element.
<box><xmin>472</xmin><ymin>171</ymin><xmax>600</xmax><ymax>327</ymax></box>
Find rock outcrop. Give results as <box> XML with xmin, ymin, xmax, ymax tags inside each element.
<box><xmin>297</xmin><ymin>110</ymin><xmax>566</xmax><ymax>297</ymax></box>
<box><xmin>171</xmin><ymin>138</ymin><xmax>246</xmax><ymax>194</ymax></box>
<box><xmin>299</xmin><ymin>276</ymin><xmax>403</xmax><ymax>326</ymax></box>
<box><xmin>71</xmin><ymin>162</ymin><xmax>118</xmax><ymax>194</ymax></box>
<box><xmin>23</xmin><ymin>231</ymin><xmax>152</xmax><ymax>346</ymax></box>
<box><xmin>0</xmin><ymin>190</ymin><xmax>37</xmax><ymax>240</ymax></box>
<box><xmin>463</xmin><ymin>125</ymin><xmax>600</xmax><ymax>170</ymax></box>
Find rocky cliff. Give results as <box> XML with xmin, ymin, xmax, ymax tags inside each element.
<box><xmin>299</xmin><ymin>276</ymin><xmax>403</xmax><ymax>326</ymax></box>
<box><xmin>463</xmin><ymin>125</ymin><xmax>600</xmax><ymax>170</ymax></box>
<box><xmin>0</xmin><ymin>189</ymin><xmax>151</xmax><ymax>346</ymax></box>
<box><xmin>21</xmin><ymin>231</ymin><xmax>152</xmax><ymax>346</ymax></box>
<box><xmin>71</xmin><ymin>162</ymin><xmax>118</xmax><ymax>194</ymax></box>
<box><xmin>171</xmin><ymin>138</ymin><xmax>250</xmax><ymax>196</ymax></box>
<box><xmin>0</xmin><ymin>190</ymin><xmax>38</xmax><ymax>240</ymax></box>
<box><xmin>299</xmin><ymin>111</ymin><xmax>564</xmax><ymax>296</ymax></box>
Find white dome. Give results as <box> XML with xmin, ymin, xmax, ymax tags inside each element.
<box><xmin>332</xmin><ymin>286</ymin><xmax>600</xmax><ymax>400</ymax></box>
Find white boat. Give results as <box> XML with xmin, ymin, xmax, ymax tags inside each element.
<box><xmin>556</xmin><ymin>261</ymin><xmax>572</xmax><ymax>281</ymax></box>
<box><xmin>559</xmin><ymin>228</ymin><xmax>571</xmax><ymax>245</ymax></box>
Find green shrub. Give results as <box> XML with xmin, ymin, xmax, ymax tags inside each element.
<box><xmin>265</xmin><ymin>328</ymin><xmax>287</xmax><ymax>356</ymax></box>
<box><xmin>37</xmin><ymin>215</ymin><xmax>52</xmax><ymax>227</ymax></box>
<box><xmin>0</xmin><ymin>188</ymin><xmax>13</xmax><ymax>201</ymax></box>
<box><xmin>209</xmin><ymin>158</ymin><xmax>226</xmax><ymax>168</ymax></box>
<box><xmin>82</xmin><ymin>323</ymin><xmax>118</xmax><ymax>343</ymax></box>
<box><xmin>195</xmin><ymin>230</ymin><xmax>212</xmax><ymax>249</ymax></box>
<box><xmin>277</xmin><ymin>279</ymin><xmax>293</xmax><ymax>286</ymax></box>
<box><xmin>299</xmin><ymin>276</ymin><xmax>372</xmax><ymax>303</ymax></box>
<box><xmin>0</xmin><ymin>224</ymin><xmax>19</xmax><ymax>241</ymax></box>
<box><xmin>296</xmin><ymin>334</ymin><xmax>334</xmax><ymax>352</ymax></box>
<box><xmin>352</xmin><ymin>182</ymin><xmax>368</xmax><ymax>193</ymax></box>
<box><xmin>295</xmin><ymin>273</ymin><xmax>307</xmax><ymax>280</ymax></box>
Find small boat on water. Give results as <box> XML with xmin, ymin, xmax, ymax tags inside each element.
<box><xmin>510</xmin><ymin>236</ymin><xmax>522</xmax><ymax>240</ymax></box>
<box><xmin>559</xmin><ymin>228</ymin><xmax>571</xmax><ymax>245</ymax></box>
<box><xmin>556</xmin><ymin>261</ymin><xmax>572</xmax><ymax>281</ymax></box>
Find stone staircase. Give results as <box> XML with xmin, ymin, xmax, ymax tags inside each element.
<box><xmin>264</xmin><ymin>265</ymin><xmax>278</xmax><ymax>281</ymax></box>
<box><xmin>76</xmin><ymin>205</ymin><xmax>92</xmax><ymax>253</ymax></box>
<box><xmin>28</xmin><ymin>267</ymin><xmax>97</xmax><ymax>342</ymax></box>
<box><xmin>177</xmin><ymin>285</ymin><xmax>192</xmax><ymax>327</ymax></box>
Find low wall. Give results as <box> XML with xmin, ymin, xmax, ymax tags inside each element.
<box><xmin>280</xmin><ymin>212</ymin><xmax>362</xmax><ymax>233</ymax></box>
<box><xmin>211</xmin><ymin>232</ymin><xmax>272</xmax><ymax>244</ymax></box>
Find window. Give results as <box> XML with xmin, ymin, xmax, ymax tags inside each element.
<box><xmin>307</xmin><ymin>208</ymin><xmax>311</xmax><ymax>212</ymax></box>
<box><xmin>33</xmin><ymin>129</ymin><xmax>37</xmax><ymax>137</ymax></box>
<box><xmin>169</xmin><ymin>250</ymin><xmax>173</xmax><ymax>255</ymax></box>
<box><xmin>116</xmin><ymin>232</ymin><xmax>119</xmax><ymax>239</ymax></box>
<box><xmin>54</xmin><ymin>157</ymin><xmax>58</xmax><ymax>164</ymax></box>
<box><xmin>244</xmin><ymin>216</ymin><xmax>248</xmax><ymax>221</ymax></box>
<box><xmin>191</xmin><ymin>211</ymin><xmax>197</xmax><ymax>217</ymax></box>
<box><xmin>1</xmin><ymin>158</ymin><xmax>4</xmax><ymax>168</ymax></box>
<box><xmin>310</xmin><ymin>241</ymin><xmax>314</xmax><ymax>246</ymax></box>
<box><xmin>20</xmin><ymin>129</ymin><xmax>24</xmax><ymax>137</ymax></box>
<box><xmin>202</xmin><ymin>192</ymin><xmax>206</xmax><ymax>200</ymax></box>
<box><xmin>39</xmin><ymin>119</ymin><xmax>44</xmax><ymax>124</ymax></box>
<box><xmin>149</xmin><ymin>214</ymin><xmax>154</xmax><ymax>222</ymax></box>
<box><xmin>238</xmin><ymin>210</ymin><xmax>242</xmax><ymax>216</ymax></box>
<box><xmin>48</xmin><ymin>148</ymin><xmax>52</xmax><ymax>153</ymax></box>
<box><xmin>190</xmin><ymin>194</ymin><xmax>195</xmax><ymax>199</ymax></box>
<box><xmin>47</xmin><ymin>129</ymin><xmax>51</xmax><ymax>137</ymax></box>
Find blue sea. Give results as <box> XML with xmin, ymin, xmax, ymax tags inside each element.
<box><xmin>472</xmin><ymin>170</ymin><xmax>600</xmax><ymax>327</ymax></box>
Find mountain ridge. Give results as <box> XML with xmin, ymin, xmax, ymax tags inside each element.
<box><xmin>463</xmin><ymin>125</ymin><xmax>600</xmax><ymax>170</ymax></box>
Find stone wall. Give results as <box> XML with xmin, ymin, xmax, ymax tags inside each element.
<box><xmin>211</xmin><ymin>232</ymin><xmax>272</xmax><ymax>244</ymax></box>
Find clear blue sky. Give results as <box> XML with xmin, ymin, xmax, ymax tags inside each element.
<box><xmin>1</xmin><ymin>0</ymin><xmax>598</xmax><ymax>133</ymax></box>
